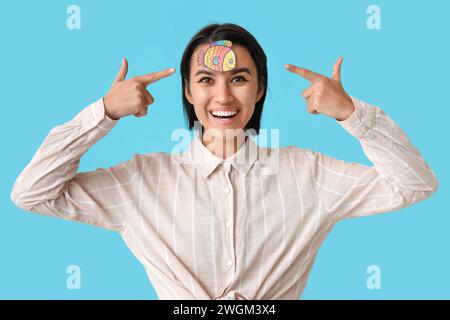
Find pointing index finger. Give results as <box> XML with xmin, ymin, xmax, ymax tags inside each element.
<box><xmin>285</xmin><ymin>64</ymin><xmax>324</xmax><ymax>82</ymax></box>
<box><xmin>136</xmin><ymin>67</ymin><xmax>176</xmax><ymax>86</ymax></box>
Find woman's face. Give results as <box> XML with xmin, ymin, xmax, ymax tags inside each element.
<box><xmin>185</xmin><ymin>43</ymin><xmax>264</xmax><ymax>139</ymax></box>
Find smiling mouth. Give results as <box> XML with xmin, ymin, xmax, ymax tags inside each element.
<box><xmin>209</xmin><ymin>110</ymin><xmax>239</xmax><ymax>119</ymax></box>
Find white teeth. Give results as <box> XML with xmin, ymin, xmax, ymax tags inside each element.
<box><xmin>211</xmin><ymin>110</ymin><xmax>238</xmax><ymax>117</ymax></box>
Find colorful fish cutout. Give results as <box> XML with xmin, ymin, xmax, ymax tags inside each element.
<box><xmin>197</xmin><ymin>40</ymin><xmax>237</xmax><ymax>72</ymax></box>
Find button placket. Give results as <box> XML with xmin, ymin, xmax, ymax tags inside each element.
<box><xmin>223</xmin><ymin>162</ymin><xmax>235</xmax><ymax>272</ymax></box>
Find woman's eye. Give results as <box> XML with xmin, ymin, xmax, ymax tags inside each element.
<box><xmin>199</xmin><ymin>77</ymin><xmax>212</xmax><ymax>83</ymax></box>
<box><xmin>231</xmin><ymin>76</ymin><xmax>248</xmax><ymax>83</ymax></box>
<box><xmin>198</xmin><ymin>76</ymin><xmax>247</xmax><ymax>84</ymax></box>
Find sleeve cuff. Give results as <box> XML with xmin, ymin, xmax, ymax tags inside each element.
<box><xmin>80</xmin><ymin>98</ymin><xmax>118</xmax><ymax>131</ymax></box>
<box><xmin>336</xmin><ymin>95</ymin><xmax>372</xmax><ymax>137</ymax></box>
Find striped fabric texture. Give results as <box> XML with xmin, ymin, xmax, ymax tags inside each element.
<box><xmin>11</xmin><ymin>96</ymin><xmax>438</xmax><ymax>299</ymax></box>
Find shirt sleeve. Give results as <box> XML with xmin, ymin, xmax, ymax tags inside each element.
<box><xmin>10</xmin><ymin>98</ymin><xmax>141</xmax><ymax>232</ymax></box>
<box><xmin>301</xmin><ymin>96</ymin><xmax>439</xmax><ymax>221</ymax></box>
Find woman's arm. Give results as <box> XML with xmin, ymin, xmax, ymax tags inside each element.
<box><xmin>10</xmin><ymin>98</ymin><xmax>140</xmax><ymax>231</ymax></box>
<box><xmin>285</xmin><ymin>57</ymin><xmax>438</xmax><ymax>221</ymax></box>
<box><xmin>11</xmin><ymin>59</ymin><xmax>176</xmax><ymax>231</ymax></box>
<box><xmin>293</xmin><ymin>96</ymin><xmax>438</xmax><ymax>221</ymax></box>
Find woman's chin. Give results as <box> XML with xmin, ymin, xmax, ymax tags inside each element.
<box><xmin>203</xmin><ymin>126</ymin><xmax>245</xmax><ymax>139</ymax></box>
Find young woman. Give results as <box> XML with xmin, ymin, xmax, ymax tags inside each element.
<box><xmin>11</xmin><ymin>23</ymin><xmax>438</xmax><ymax>300</ymax></box>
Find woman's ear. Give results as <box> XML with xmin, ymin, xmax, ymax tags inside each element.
<box><xmin>184</xmin><ymin>79</ymin><xmax>193</xmax><ymax>105</ymax></box>
<box><xmin>256</xmin><ymin>82</ymin><xmax>265</xmax><ymax>103</ymax></box>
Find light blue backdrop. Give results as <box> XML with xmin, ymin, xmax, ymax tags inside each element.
<box><xmin>1</xmin><ymin>0</ymin><xmax>448</xmax><ymax>299</ymax></box>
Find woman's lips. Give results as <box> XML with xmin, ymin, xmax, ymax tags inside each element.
<box><xmin>209</xmin><ymin>110</ymin><xmax>239</xmax><ymax>125</ymax></box>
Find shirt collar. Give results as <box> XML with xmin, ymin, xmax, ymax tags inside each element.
<box><xmin>185</xmin><ymin>130</ymin><xmax>259</xmax><ymax>179</ymax></box>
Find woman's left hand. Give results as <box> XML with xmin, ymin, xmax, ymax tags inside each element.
<box><xmin>285</xmin><ymin>57</ymin><xmax>355</xmax><ymax>121</ymax></box>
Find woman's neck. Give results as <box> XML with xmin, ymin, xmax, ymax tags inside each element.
<box><xmin>202</xmin><ymin>130</ymin><xmax>246</xmax><ymax>159</ymax></box>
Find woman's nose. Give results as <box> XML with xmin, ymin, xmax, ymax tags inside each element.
<box><xmin>214</xmin><ymin>82</ymin><xmax>234</xmax><ymax>105</ymax></box>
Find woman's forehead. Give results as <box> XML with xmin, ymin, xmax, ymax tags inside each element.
<box><xmin>191</xmin><ymin>43</ymin><xmax>255</xmax><ymax>73</ymax></box>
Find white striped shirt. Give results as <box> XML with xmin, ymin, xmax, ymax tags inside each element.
<box><xmin>10</xmin><ymin>96</ymin><xmax>438</xmax><ymax>299</ymax></box>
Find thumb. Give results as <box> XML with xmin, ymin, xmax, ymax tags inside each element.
<box><xmin>332</xmin><ymin>56</ymin><xmax>343</xmax><ymax>82</ymax></box>
<box><xmin>113</xmin><ymin>58</ymin><xmax>128</xmax><ymax>83</ymax></box>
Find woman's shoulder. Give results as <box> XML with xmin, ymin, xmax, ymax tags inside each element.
<box><xmin>269</xmin><ymin>145</ymin><xmax>317</xmax><ymax>161</ymax></box>
<box><xmin>107</xmin><ymin>151</ymin><xmax>171</xmax><ymax>171</ymax></box>
<box><xmin>133</xmin><ymin>150</ymin><xmax>189</xmax><ymax>170</ymax></box>
<box><xmin>134</xmin><ymin>151</ymin><xmax>171</xmax><ymax>161</ymax></box>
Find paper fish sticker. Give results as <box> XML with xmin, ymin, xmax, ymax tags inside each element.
<box><xmin>197</xmin><ymin>40</ymin><xmax>236</xmax><ymax>72</ymax></box>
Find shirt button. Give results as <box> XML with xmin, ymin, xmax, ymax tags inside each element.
<box><xmin>227</xmin><ymin>260</ymin><xmax>233</xmax><ymax>267</ymax></box>
<box><xmin>224</xmin><ymin>187</ymin><xmax>230</xmax><ymax>194</ymax></box>
<box><xmin>226</xmin><ymin>221</ymin><xmax>231</xmax><ymax>228</ymax></box>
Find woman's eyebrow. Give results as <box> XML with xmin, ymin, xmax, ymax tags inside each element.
<box><xmin>194</xmin><ymin>67</ymin><xmax>252</xmax><ymax>77</ymax></box>
<box><xmin>231</xmin><ymin>67</ymin><xmax>252</xmax><ymax>76</ymax></box>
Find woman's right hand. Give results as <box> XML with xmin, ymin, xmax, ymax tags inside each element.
<box><xmin>103</xmin><ymin>58</ymin><xmax>176</xmax><ymax>120</ymax></box>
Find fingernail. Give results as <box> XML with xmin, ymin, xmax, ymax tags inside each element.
<box><xmin>168</xmin><ymin>68</ymin><xmax>175</xmax><ymax>73</ymax></box>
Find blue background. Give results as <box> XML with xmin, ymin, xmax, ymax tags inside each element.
<box><xmin>1</xmin><ymin>0</ymin><xmax>448</xmax><ymax>299</ymax></box>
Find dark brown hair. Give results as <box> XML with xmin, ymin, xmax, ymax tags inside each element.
<box><xmin>180</xmin><ymin>23</ymin><xmax>268</xmax><ymax>134</ymax></box>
